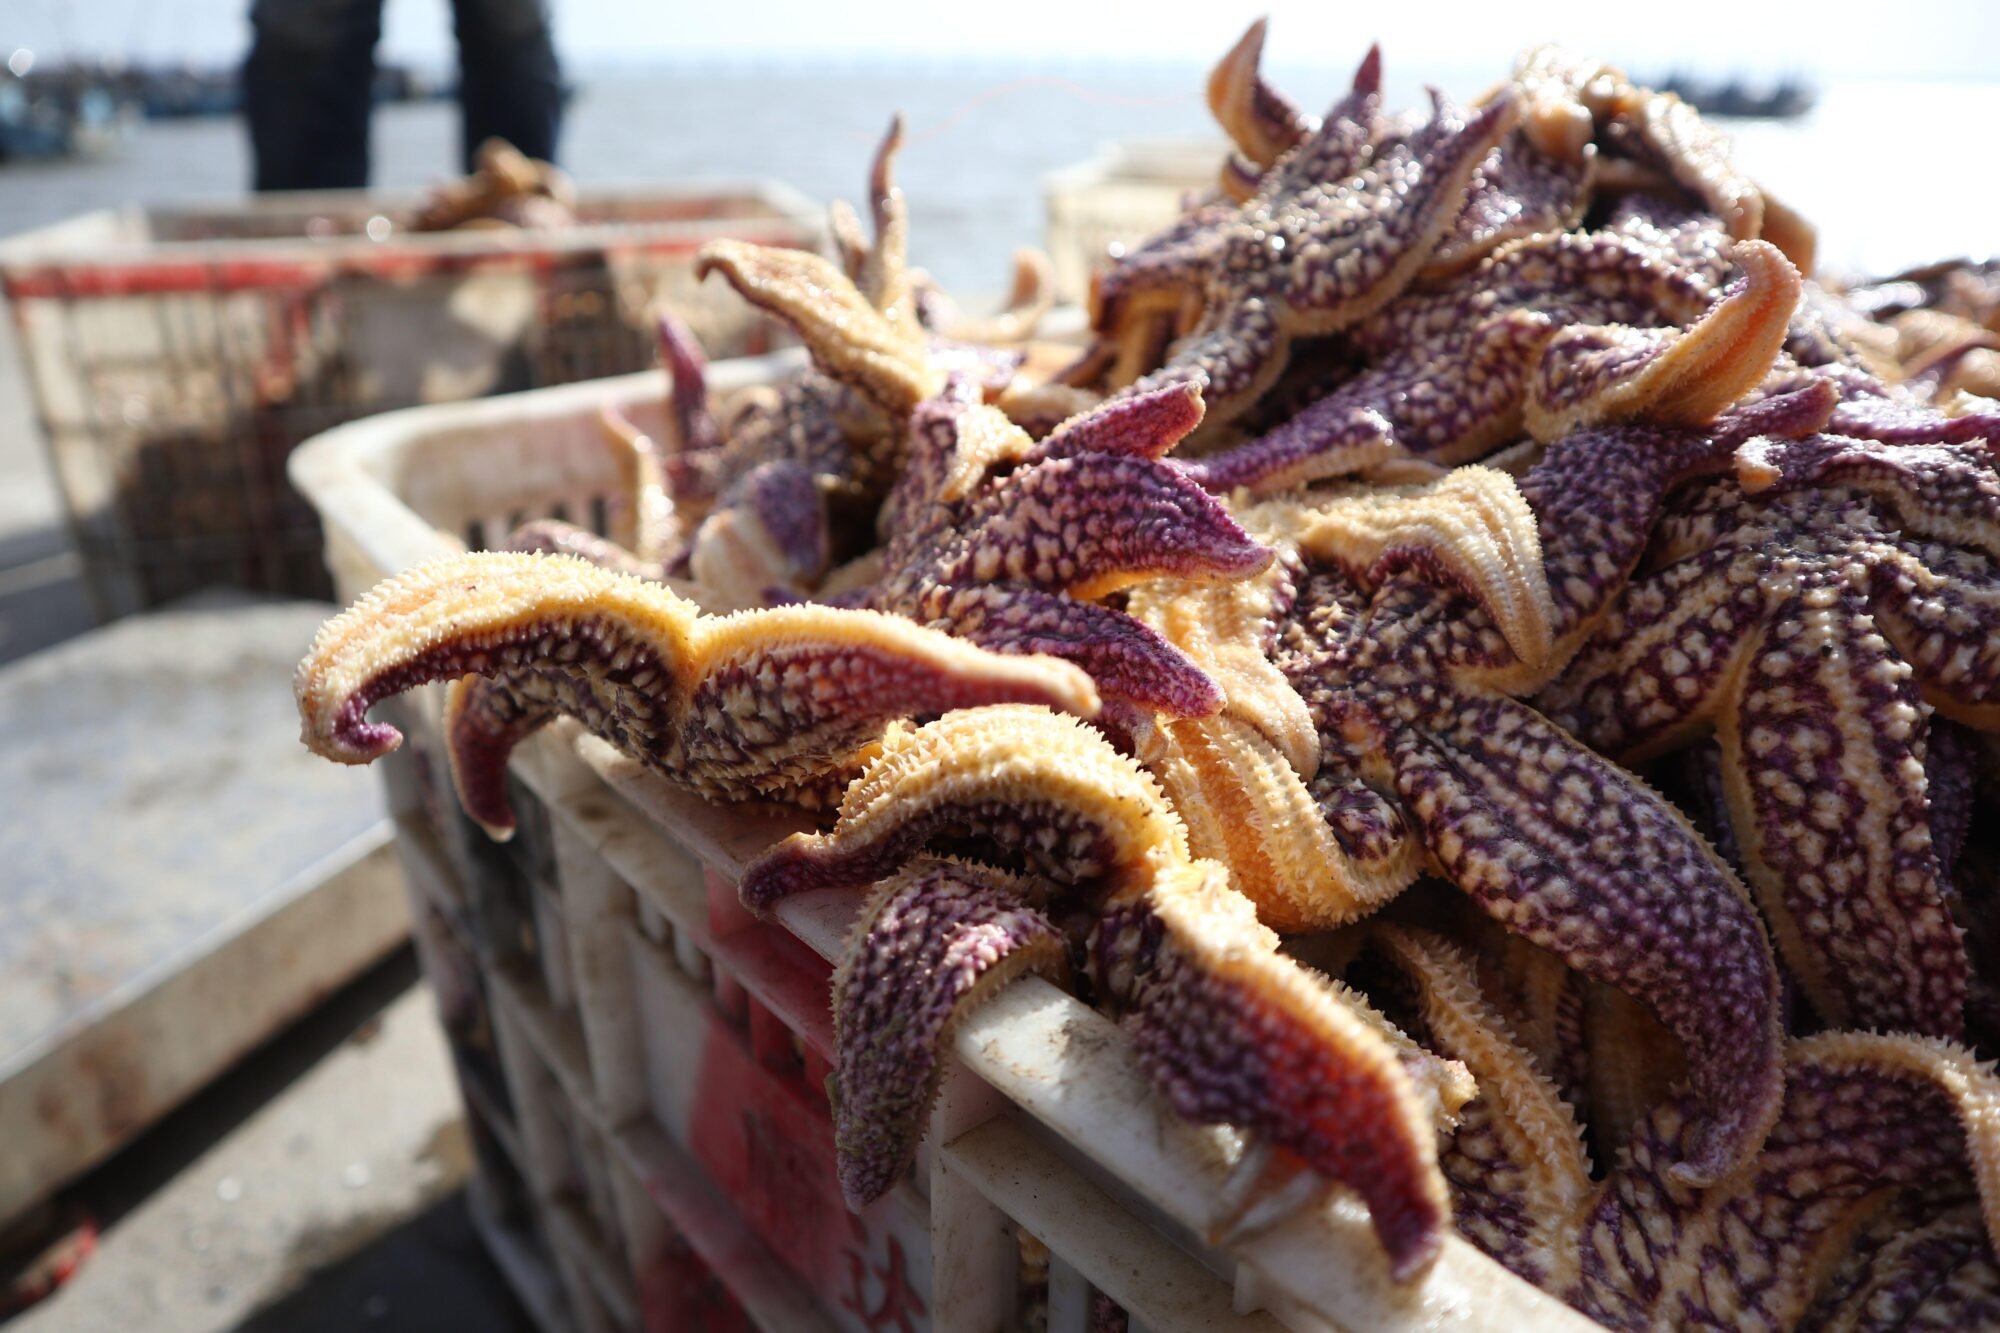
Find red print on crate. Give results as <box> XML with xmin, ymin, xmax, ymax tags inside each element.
<box><xmin>838</xmin><ymin>1233</ymin><xmax>927</xmax><ymax>1333</ymax></box>
<box><xmin>691</xmin><ymin>1005</ymin><xmax>849</xmax><ymax>1287</ymax></box>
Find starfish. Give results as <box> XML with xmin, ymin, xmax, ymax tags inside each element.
<box><xmin>1131</xmin><ymin>392</ymin><xmax>1842</xmax><ymax>1191</ymax></box>
<box><xmin>410</xmin><ymin>137</ymin><xmax>575</xmax><ymax>232</ymax></box>
<box><xmin>292</xmin><ymin>551</ymin><xmax>1099</xmax><ymax>835</ymax></box>
<box><xmin>1507</xmin><ymin>44</ymin><xmax>1818</xmax><ymax>272</ymax></box>
<box><xmin>739</xmin><ymin>705</ymin><xmax>1474</xmax><ymax>1281</ymax></box>
<box><xmin>1204</xmin><ymin>21</ymin><xmax>1595</xmax><ymax>281</ymax></box>
<box><xmin>1568</xmin><ymin>1032</ymin><xmax>2000</xmax><ymax>1330</ymax></box>
<box><xmin>1076</xmin><ymin>47</ymin><xmax>1516</xmax><ymax>436</ymax></box>
<box><xmin>698</xmin><ymin>228</ymin><xmax>1273</xmax><ymax>721</ymax></box>
<box><xmin>1331</xmin><ymin>931</ymin><xmax>2000</xmax><ymax>1327</ymax></box>
<box><xmin>586</xmin><ymin>118</ymin><xmax>1059</xmax><ymax>610</ymax></box>
<box><xmin>1182</xmin><ymin>223</ymin><xmax>1801</xmax><ymax>494</ymax></box>
<box><xmin>1540</xmin><ymin>424</ymin><xmax>2000</xmax><ymax>1038</ymax></box>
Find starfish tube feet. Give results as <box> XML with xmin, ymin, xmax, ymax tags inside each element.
<box><xmin>830</xmin><ymin>857</ymin><xmax>1066</xmax><ymax>1206</ymax></box>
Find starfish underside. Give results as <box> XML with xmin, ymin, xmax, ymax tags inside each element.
<box><xmin>293</xmin><ymin>552</ymin><xmax>1099</xmax><ymax>833</ymax></box>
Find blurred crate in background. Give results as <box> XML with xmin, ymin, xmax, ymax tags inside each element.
<box><xmin>0</xmin><ymin>184</ymin><xmax>822</xmax><ymax>620</ymax></box>
<box><xmin>1042</xmin><ymin>138</ymin><xmax>1223</xmax><ymax>305</ymax></box>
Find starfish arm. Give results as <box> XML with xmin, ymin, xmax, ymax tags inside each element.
<box><xmin>1389</xmin><ymin>690</ymin><xmax>1784</xmax><ymax>1184</ymax></box>
<box><xmin>295</xmin><ymin>554</ymin><xmax>1098</xmax><ymax>833</ymax></box>
<box><xmin>1610</xmin><ymin>90</ymin><xmax>1765</xmax><ymax>241</ymax></box>
<box><xmin>655</xmin><ymin>309</ymin><xmax>722</xmax><ymax>456</ymax></box>
<box><xmin>1873</xmin><ymin>540</ymin><xmax>2000</xmax><ymax>732</ymax></box>
<box><xmin>1090</xmin><ymin>859</ymin><xmax>1454</xmax><ymax>1282</ymax></box>
<box><xmin>594</xmin><ymin>403</ymin><xmax>679</xmax><ymax>558</ymax></box>
<box><xmin>1125</xmin><ymin>554</ymin><xmax>1320</xmax><ymax>775</ymax></box>
<box><xmin>855</xmin><ymin>115</ymin><xmax>917</xmax><ymax>333</ymax></box>
<box><xmin>1261</xmin><ymin>43</ymin><xmax>1383</xmax><ymax>197</ymax></box>
<box><xmin>1714</xmin><ymin>579</ymin><xmax>1968</xmax><ymax>1037</ymax></box>
<box><xmin>826</xmin><ymin>198</ymin><xmax>869</xmax><ymax>283</ymax></box>
<box><xmin>737</xmin><ymin>704</ymin><xmax>1187</xmax><ymax>909</ymax></box>
<box><xmin>1536</xmin><ymin>537</ymin><xmax>1763</xmax><ymax>759</ymax></box>
<box><xmin>1189</xmin><ymin>309</ymin><xmax>1550</xmax><ymax>493</ymax></box>
<box><xmin>902</xmin><ymin>583</ymin><xmax>1223</xmax><ymax>720</ymax></box>
<box><xmin>1524</xmin><ymin>240</ymin><xmax>1802</xmax><ymax>441</ymax></box>
<box><xmin>1516</xmin><ymin>383</ymin><xmax>1834</xmax><ymax>679</ymax></box>
<box><xmin>1160</xmin><ymin>89</ymin><xmax>1515</xmax><ymax>432</ymax></box>
<box><xmin>1204</xmin><ymin>19</ymin><xmax>1315</xmax><ymax>169</ymax></box>
<box><xmin>1286</xmin><ymin>469</ymin><xmax>1557</xmax><ymax>675</ymax></box>
<box><xmin>719</xmin><ymin>456</ymin><xmax>832</xmax><ymax>578</ymax></box>
<box><xmin>1272</xmin><ymin>89</ymin><xmax>1517</xmax><ymax>338</ymax></box>
<box><xmin>1087</xmin><ymin>206</ymin><xmax>1235</xmax><ymax>381</ymax></box>
<box><xmin>939</xmin><ymin>452</ymin><xmax>1271</xmax><ymax>600</ymax></box>
<box><xmin>1803</xmin><ymin>1196</ymin><xmax>1997</xmax><ymax>1331</ymax></box>
<box><xmin>1350</xmin><ymin>925</ymin><xmax>1594</xmax><ymax>1289</ymax></box>
<box><xmin>1142</xmin><ymin>714</ymin><xmax>1420</xmax><ymax>931</ymax></box>
<box><xmin>830</xmin><ymin>857</ymin><xmax>1066</xmax><ymax>1205</ymax></box>
<box><xmin>1578</xmin><ymin>1033</ymin><xmax>2000</xmax><ymax>1330</ymax></box>
<box><xmin>686</xmin><ymin>458</ymin><xmax>831</xmax><ymax>608</ymax></box>
<box><xmin>1024</xmin><ymin>379</ymin><xmax>1204</xmax><ymax>465</ymax></box>
<box><xmin>695</xmin><ymin>240</ymin><xmax>942</xmax><ymax>415</ymax></box>
<box><xmin>1423</xmin><ymin>136</ymin><xmax>1594</xmax><ymax>280</ymax></box>
<box><xmin>1578</xmin><ymin>979</ymin><xmax>1686</xmax><ymax>1169</ymax></box>
<box><xmin>1735</xmin><ymin>432</ymin><xmax>2000</xmax><ymax>560</ymax></box>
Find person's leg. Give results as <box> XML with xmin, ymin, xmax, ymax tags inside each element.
<box><xmin>242</xmin><ymin>0</ymin><xmax>385</xmax><ymax>190</ymax></box>
<box><xmin>450</xmin><ymin>0</ymin><xmax>564</xmax><ymax>170</ymax></box>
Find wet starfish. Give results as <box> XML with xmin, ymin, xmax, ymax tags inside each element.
<box><xmin>698</xmin><ymin>231</ymin><xmax>1272</xmax><ymax>721</ymax></box>
<box><xmin>1540</xmin><ymin>425</ymin><xmax>2000</xmax><ymax>1038</ymax></box>
<box><xmin>1081</xmin><ymin>50</ymin><xmax>1516</xmax><ymax>433</ymax></box>
<box><xmin>1183</xmin><ymin>221</ymin><xmax>1801</xmax><ymax>494</ymax></box>
<box><xmin>1130</xmin><ymin>389</ymin><xmax>1841</xmax><ymax>1191</ymax></box>
<box><xmin>1335</xmin><ymin>932</ymin><xmax>2000</xmax><ymax>1327</ymax></box>
<box><xmin>292</xmin><ymin>551</ymin><xmax>1099</xmax><ymax>835</ymax></box>
<box><xmin>739</xmin><ymin>705</ymin><xmax>1476</xmax><ymax>1281</ymax></box>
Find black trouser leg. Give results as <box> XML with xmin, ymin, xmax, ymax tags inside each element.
<box><xmin>450</xmin><ymin>0</ymin><xmax>564</xmax><ymax>170</ymax></box>
<box><xmin>242</xmin><ymin>0</ymin><xmax>386</xmax><ymax>190</ymax></box>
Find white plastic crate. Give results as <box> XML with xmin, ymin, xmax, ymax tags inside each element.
<box><xmin>290</xmin><ymin>361</ymin><xmax>1599</xmax><ymax>1333</ymax></box>
<box><xmin>1043</xmin><ymin>139</ymin><xmax>1228</xmax><ymax>305</ymax></box>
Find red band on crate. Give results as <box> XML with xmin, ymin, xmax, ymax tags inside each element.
<box><xmin>688</xmin><ymin>1005</ymin><xmax>927</xmax><ymax>1324</ymax></box>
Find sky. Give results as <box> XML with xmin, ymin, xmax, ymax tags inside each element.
<box><xmin>10</xmin><ymin>0</ymin><xmax>2000</xmax><ymax>80</ymax></box>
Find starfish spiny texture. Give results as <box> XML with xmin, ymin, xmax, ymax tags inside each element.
<box><xmin>1185</xmin><ymin>226</ymin><xmax>1799</xmax><ymax>495</ymax></box>
<box><xmin>1084</xmin><ymin>52</ymin><xmax>1516</xmax><ymax>434</ymax></box>
<box><xmin>293</xmin><ymin>552</ymin><xmax>1098</xmax><ymax>834</ymax></box>
<box><xmin>1133</xmin><ymin>455</ymin><xmax>1791</xmax><ymax>1185</ymax></box>
<box><xmin>1541</xmin><ymin>422</ymin><xmax>2000</xmax><ymax>1036</ymax></box>
<box><xmin>739</xmin><ymin>705</ymin><xmax>1467</xmax><ymax>1280</ymax></box>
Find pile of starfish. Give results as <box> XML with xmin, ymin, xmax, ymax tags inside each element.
<box><xmin>295</xmin><ymin>23</ymin><xmax>2000</xmax><ymax>1329</ymax></box>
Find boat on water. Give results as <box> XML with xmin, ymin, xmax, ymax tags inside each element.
<box><xmin>0</xmin><ymin>59</ymin><xmax>453</xmax><ymax>163</ymax></box>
